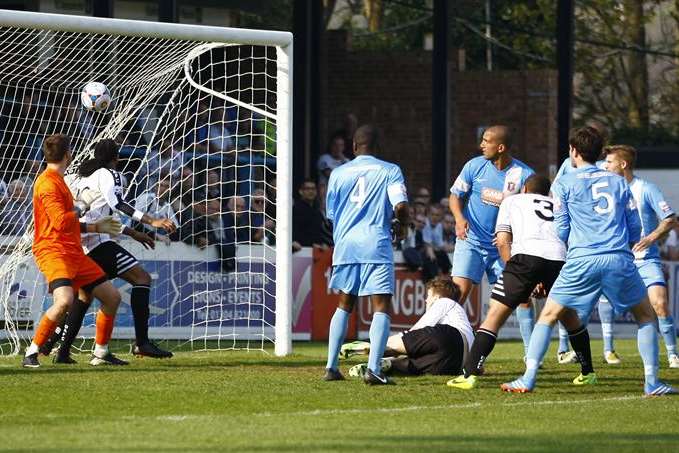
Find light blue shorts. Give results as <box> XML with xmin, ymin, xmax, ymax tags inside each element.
<box><xmin>635</xmin><ymin>259</ymin><xmax>666</xmax><ymax>288</ymax></box>
<box><xmin>549</xmin><ymin>253</ymin><xmax>647</xmax><ymax>321</ymax></box>
<box><xmin>451</xmin><ymin>239</ymin><xmax>503</xmax><ymax>285</ymax></box>
<box><xmin>329</xmin><ymin>263</ymin><xmax>395</xmax><ymax>296</ymax></box>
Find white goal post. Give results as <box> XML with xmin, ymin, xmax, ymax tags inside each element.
<box><xmin>0</xmin><ymin>10</ymin><xmax>293</xmax><ymax>356</ymax></box>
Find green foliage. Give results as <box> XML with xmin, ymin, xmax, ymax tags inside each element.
<box><xmin>1</xmin><ymin>340</ymin><xmax>677</xmax><ymax>450</ymax></box>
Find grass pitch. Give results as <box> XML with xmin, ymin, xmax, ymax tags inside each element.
<box><xmin>1</xmin><ymin>339</ymin><xmax>677</xmax><ymax>452</ymax></box>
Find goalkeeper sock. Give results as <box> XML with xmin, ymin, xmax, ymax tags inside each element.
<box><xmin>637</xmin><ymin>322</ymin><xmax>659</xmax><ymax>387</ymax></box>
<box><xmin>325</xmin><ymin>307</ymin><xmax>350</xmax><ymax>370</ymax></box>
<box><xmin>521</xmin><ymin>323</ymin><xmax>552</xmax><ymax>388</ymax></box>
<box><xmin>463</xmin><ymin>328</ymin><xmax>496</xmax><ymax>378</ymax></box>
<box><xmin>131</xmin><ymin>285</ymin><xmax>151</xmax><ymax>345</ymax></box>
<box><xmin>95</xmin><ymin>310</ymin><xmax>115</xmax><ymax>348</ymax></box>
<box><xmin>367</xmin><ymin>312</ymin><xmax>391</xmax><ymax>374</ymax></box>
<box><xmin>568</xmin><ymin>326</ymin><xmax>594</xmax><ymax>375</ymax></box>
<box><xmin>26</xmin><ymin>316</ymin><xmax>58</xmax><ymax>356</ymax></box>
<box><xmin>598</xmin><ymin>300</ymin><xmax>615</xmax><ymax>353</ymax></box>
<box><xmin>557</xmin><ymin>322</ymin><xmax>569</xmax><ymax>353</ymax></box>
<box><xmin>516</xmin><ymin>305</ymin><xmax>534</xmax><ymax>357</ymax></box>
<box><xmin>57</xmin><ymin>299</ymin><xmax>89</xmax><ymax>357</ymax></box>
<box><xmin>658</xmin><ymin>316</ymin><xmax>677</xmax><ymax>357</ymax></box>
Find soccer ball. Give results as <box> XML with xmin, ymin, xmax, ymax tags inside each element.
<box><xmin>80</xmin><ymin>81</ymin><xmax>111</xmax><ymax>113</ymax></box>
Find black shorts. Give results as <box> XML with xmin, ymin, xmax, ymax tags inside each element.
<box><xmin>87</xmin><ymin>241</ymin><xmax>139</xmax><ymax>279</ymax></box>
<box><xmin>491</xmin><ymin>254</ymin><xmax>564</xmax><ymax>309</ymax></box>
<box><xmin>401</xmin><ymin>324</ymin><xmax>465</xmax><ymax>375</ymax></box>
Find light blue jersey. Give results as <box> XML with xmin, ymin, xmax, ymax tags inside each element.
<box><xmin>551</xmin><ymin>164</ymin><xmax>641</xmax><ymax>259</ymax></box>
<box><xmin>450</xmin><ymin>156</ymin><xmax>534</xmax><ymax>248</ymax></box>
<box><xmin>554</xmin><ymin>157</ymin><xmax>605</xmax><ymax>181</ymax></box>
<box><xmin>629</xmin><ymin>177</ymin><xmax>676</xmax><ymax>261</ymax></box>
<box><xmin>326</xmin><ymin>155</ymin><xmax>408</xmax><ymax>265</ymax></box>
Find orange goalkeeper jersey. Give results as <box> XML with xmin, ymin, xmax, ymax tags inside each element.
<box><xmin>32</xmin><ymin>168</ymin><xmax>83</xmax><ymax>259</ymax></box>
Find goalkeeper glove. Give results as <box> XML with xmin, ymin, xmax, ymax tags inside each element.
<box><xmin>94</xmin><ymin>216</ymin><xmax>123</xmax><ymax>236</ymax></box>
<box><xmin>74</xmin><ymin>188</ymin><xmax>98</xmax><ymax>217</ymax></box>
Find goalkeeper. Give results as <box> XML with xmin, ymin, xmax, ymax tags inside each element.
<box><xmin>42</xmin><ymin>139</ymin><xmax>177</xmax><ymax>362</ymax></box>
<box><xmin>342</xmin><ymin>276</ymin><xmax>474</xmax><ymax>376</ymax></box>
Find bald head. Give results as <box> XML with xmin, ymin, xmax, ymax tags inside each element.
<box><xmin>353</xmin><ymin>124</ymin><xmax>380</xmax><ymax>155</ymax></box>
<box><xmin>486</xmin><ymin>125</ymin><xmax>513</xmax><ymax>151</ymax></box>
<box><xmin>480</xmin><ymin>125</ymin><xmax>514</xmax><ymax>162</ymax></box>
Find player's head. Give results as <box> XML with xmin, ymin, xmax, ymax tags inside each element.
<box><xmin>479</xmin><ymin>125</ymin><xmax>513</xmax><ymax>161</ymax></box>
<box><xmin>78</xmin><ymin>139</ymin><xmax>120</xmax><ymax>177</ymax></box>
<box><xmin>42</xmin><ymin>133</ymin><xmax>71</xmax><ymax>165</ymax></box>
<box><xmin>353</xmin><ymin>124</ymin><xmax>381</xmax><ymax>156</ymax></box>
<box><xmin>425</xmin><ymin>276</ymin><xmax>461</xmax><ymax>308</ymax></box>
<box><xmin>522</xmin><ymin>174</ymin><xmax>551</xmax><ymax>196</ymax></box>
<box><xmin>603</xmin><ymin>144</ymin><xmax>636</xmax><ymax>176</ymax></box>
<box><xmin>568</xmin><ymin>126</ymin><xmax>603</xmax><ymax>165</ymax></box>
<box><xmin>298</xmin><ymin>178</ymin><xmax>318</xmax><ymax>203</ymax></box>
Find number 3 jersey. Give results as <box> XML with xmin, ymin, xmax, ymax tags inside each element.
<box><xmin>450</xmin><ymin>156</ymin><xmax>534</xmax><ymax>249</ymax></box>
<box><xmin>550</xmin><ymin>164</ymin><xmax>641</xmax><ymax>260</ymax></box>
<box><xmin>495</xmin><ymin>193</ymin><xmax>566</xmax><ymax>262</ymax></box>
<box><xmin>326</xmin><ymin>155</ymin><xmax>408</xmax><ymax>265</ymax></box>
<box><xmin>65</xmin><ymin>168</ymin><xmax>136</xmax><ymax>254</ymax></box>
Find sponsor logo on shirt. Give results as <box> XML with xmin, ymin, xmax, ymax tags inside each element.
<box><xmin>659</xmin><ymin>201</ymin><xmax>671</xmax><ymax>213</ymax></box>
<box><xmin>481</xmin><ymin>187</ymin><xmax>504</xmax><ymax>207</ymax></box>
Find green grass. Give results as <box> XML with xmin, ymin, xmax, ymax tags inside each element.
<box><xmin>1</xmin><ymin>339</ymin><xmax>677</xmax><ymax>452</ymax></box>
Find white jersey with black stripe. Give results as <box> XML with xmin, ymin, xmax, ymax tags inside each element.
<box><xmin>65</xmin><ymin>168</ymin><xmax>129</xmax><ymax>254</ymax></box>
<box><xmin>495</xmin><ymin>193</ymin><xmax>566</xmax><ymax>262</ymax></box>
<box><xmin>408</xmin><ymin>297</ymin><xmax>474</xmax><ymax>349</ymax></box>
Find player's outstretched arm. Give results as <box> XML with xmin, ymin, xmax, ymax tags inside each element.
<box><xmin>80</xmin><ymin>216</ymin><xmax>123</xmax><ymax>236</ymax></box>
<box><xmin>122</xmin><ymin>226</ymin><xmax>156</xmax><ymax>250</ymax></box>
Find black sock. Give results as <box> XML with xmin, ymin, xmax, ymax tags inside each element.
<box><xmin>58</xmin><ymin>299</ymin><xmax>90</xmax><ymax>358</ymax></box>
<box><xmin>131</xmin><ymin>285</ymin><xmax>151</xmax><ymax>345</ymax></box>
<box><xmin>41</xmin><ymin>318</ymin><xmax>67</xmax><ymax>353</ymax></box>
<box><xmin>568</xmin><ymin>326</ymin><xmax>594</xmax><ymax>375</ymax></box>
<box><xmin>463</xmin><ymin>328</ymin><xmax>497</xmax><ymax>378</ymax></box>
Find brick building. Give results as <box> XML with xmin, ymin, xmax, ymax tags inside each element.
<box><xmin>321</xmin><ymin>30</ymin><xmax>559</xmax><ymax>195</ymax></box>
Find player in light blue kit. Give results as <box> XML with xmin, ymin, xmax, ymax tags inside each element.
<box><xmin>323</xmin><ymin>125</ymin><xmax>410</xmax><ymax>385</ymax></box>
<box><xmin>604</xmin><ymin>145</ymin><xmax>679</xmax><ymax>368</ymax></box>
<box><xmin>502</xmin><ymin>127</ymin><xmax>676</xmax><ymax>396</ymax></box>
<box><xmin>449</xmin><ymin>125</ymin><xmax>535</xmax><ymax>353</ymax></box>
<box><xmin>552</xmin><ymin>119</ymin><xmax>620</xmax><ymax>365</ymax></box>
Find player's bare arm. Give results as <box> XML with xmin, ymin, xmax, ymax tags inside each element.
<box><xmin>495</xmin><ymin>231</ymin><xmax>512</xmax><ymax>263</ymax></box>
<box><xmin>633</xmin><ymin>215</ymin><xmax>678</xmax><ymax>253</ymax></box>
<box><xmin>448</xmin><ymin>194</ymin><xmax>468</xmax><ymax>239</ymax></box>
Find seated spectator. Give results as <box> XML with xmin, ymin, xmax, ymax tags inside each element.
<box><xmin>140</xmin><ymin>139</ymin><xmax>186</xmax><ymax>188</ymax></box>
<box><xmin>207</xmin><ymin>105</ymin><xmax>235</xmax><ymax>154</ymax></box>
<box><xmin>414</xmin><ymin>187</ymin><xmax>432</xmax><ymax>206</ymax></box>
<box><xmin>439</xmin><ymin>196</ymin><xmax>450</xmax><ymax>211</ymax></box>
<box><xmin>292</xmin><ymin>179</ymin><xmax>333</xmax><ymax>250</ymax></box>
<box><xmin>0</xmin><ymin>179</ymin><xmax>31</xmax><ymax>236</ymax></box>
<box><xmin>317</xmin><ymin>132</ymin><xmax>349</xmax><ymax>184</ymax></box>
<box><xmin>421</xmin><ymin>205</ymin><xmax>452</xmax><ymax>281</ymax></box>
<box><xmin>133</xmin><ymin>173</ymin><xmax>180</xmax><ymax>241</ymax></box>
<box><xmin>441</xmin><ymin>213</ymin><xmax>456</xmax><ymax>253</ymax></box>
<box><xmin>400</xmin><ymin>214</ymin><xmax>427</xmax><ymax>271</ymax></box>
<box><xmin>413</xmin><ymin>199</ymin><xmax>427</xmax><ymax>217</ymax></box>
<box><xmin>224</xmin><ymin>195</ymin><xmax>250</xmax><ymax>244</ymax></box>
<box><xmin>249</xmin><ymin>188</ymin><xmax>267</xmax><ymax>229</ymax></box>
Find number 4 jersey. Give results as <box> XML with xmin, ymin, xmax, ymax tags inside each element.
<box><xmin>550</xmin><ymin>164</ymin><xmax>641</xmax><ymax>259</ymax></box>
<box><xmin>495</xmin><ymin>193</ymin><xmax>566</xmax><ymax>261</ymax></box>
<box><xmin>326</xmin><ymin>155</ymin><xmax>408</xmax><ymax>265</ymax></box>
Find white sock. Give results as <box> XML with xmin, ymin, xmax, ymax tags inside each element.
<box><xmin>94</xmin><ymin>343</ymin><xmax>109</xmax><ymax>357</ymax></box>
<box><xmin>25</xmin><ymin>342</ymin><xmax>39</xmax><ymax>356</ymax></box>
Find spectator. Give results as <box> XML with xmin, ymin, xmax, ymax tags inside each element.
<box><xmin>441</xmin><ymin>213</ymin><xmax>456</xmax><ymax>253</ymax></box>
<box><xmin>224</xmin><ymin>195</ymin><xmax>251</xmax><ymax>244</ymax></box>
<box><xmin>292</xmin><ymin>179</ymin><xmax>333</xmax><ymax>250</ymax></box>
<box><xmin>0</xmin><ymin>179</ymin><xmax>31</xmax><ymax>235</ymax></box>
<box><xmin>439</xmin><ymin>196</ymin><xmax>449</xmax><ymax>211</ymax></box>
<box><xmin>421</xmin><ymin>205</ymin><xmax>452</xmax><ymax>281</ymax></box>
<box><xmin>207</xmin><ymin>105</ymin><xmax>235</xmax><ymax>153</ymax></box>
<box><xmin>339</xmin><ymin>113</ymin><xmax>358</xmax><ymax>159</ymax></box>
<box><xmin>413</xmin><ymin>198</ymin><xmax>427</xmax><ymax>217</ymax></box>
<box><xmin>249</xmin><ymin>188</ymin><xmax>267</xmax><ymax>229</ymax></box>
<box><xmin>134</xmin><ymin>174</ymin><xmax>180</xmax><ymax>241</ymax></box>
<box><xmin>662</xmin><ymin>224</ymin><xmax>679</xmax><ymax>261</ymax></box>
<box><xmin>414</xmin><ymin>187</ymin><xmax>432</xmax><ymax>206</ymax></box>
<box><xmin>317</xmin><ymin>132</ymin><xmax>349</xmax><ymax>184</ymax></box>
<box><xmin>142</xmin><ymin>139</ymin><xmax>186</xmax><ymax>187</ymax></box>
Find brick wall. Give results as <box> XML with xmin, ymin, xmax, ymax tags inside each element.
<box><xmin>321</xmin><ymin>31</ymin><xmax>558</xmax><ymax>194</ymax></box>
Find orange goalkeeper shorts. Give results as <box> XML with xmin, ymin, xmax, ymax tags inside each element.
<box><xmin>35</xmin><ymin>253</ymin><xmax>107</xmax><ymax>294</ymax></box>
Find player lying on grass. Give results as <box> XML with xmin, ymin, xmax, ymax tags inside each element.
<box><xmin>23</xmin><ymin>134</ymin><xmax>127</xmax><ymax>368</ymax></box>
<box><xmin>603</xmin><ymin>145</ymin><xmax>679</xmax><ymax>369</ymax></box>
<box><xmin>502</xmin><ymin>126</ymin><xmax>676</xmax><ymax>396</ymax></box>
<box><xmin>341</xmin><ymin>275</ymin><xmax>474</xmax><ymax>377</ymax></box>
<box><xmin>323</xmin><ymin>124</ymin><xmax>410</xmax><ymax>385</ymax></box>
<box><xmin>448</xmin><ymin>174</ymin><xmax>595</xmax><ymax>390</ymax></box>
<box><xmin>41</xmin><ymin>139</ymin><xmax>177</xmax><ymax>363</ymax></box>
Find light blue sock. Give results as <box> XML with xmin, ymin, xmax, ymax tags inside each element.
<box><xmin>637</xmin><ymin>322</ymin><xmax>659</xmax><ymax>387</ymax></box>
<box><xmin>658</xmin><ymin>316</ymin><xmax>677</xmax><ymax>357</ymax></box>
<box><xmin>521</xmin><ymin>323</ymin><xmax>553</xmax><ymax>388</ymax></box>
<box><xmin>598</xmin><ymin>300</ymin><xmax>615</xmax><ymax>353</ymax></box>
<box><xmin>557</xmin><ymin>322</ymin><xmax>569</xmax><ymax>353</ymax></box>
<box><xmin>516</xmin><ymin>305</ymin><xmax>534</xmax><ymax>357</ymax></box>
<box><xmin>367</xmin><ymin>312</ymin><xmax>391</xmax><ymax>374</ymax></box>
<box><xmin>325</xmin><ymin>308</ymin><xmax>350</xmax><ymax>370</ymax></box>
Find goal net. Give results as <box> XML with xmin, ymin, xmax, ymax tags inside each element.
<box><xmin>0</xmin><ymin>11</ymin><xmax>292</xmax><ymax>356</ymax></box>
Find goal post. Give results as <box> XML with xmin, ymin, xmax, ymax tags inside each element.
<box><xmin>0</xmin><ymin>10</ymin><xmax>293</xmax><ymax>356</ymax></box>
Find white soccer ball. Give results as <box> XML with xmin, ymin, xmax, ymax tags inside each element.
<box><xmin>80</xmin><ymin>81</ymin><xmax>111</xmax><ymax>113</ymax></box>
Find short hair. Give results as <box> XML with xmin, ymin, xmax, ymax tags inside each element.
<box><xmin>425</xmin><ymin>275</ymin><xmax>461</xmax><ymax>301</ymax></box>
<box><xmin>487</xmin><ymin>125</ymin><xmax>513</xmax><ymax>150</ymax></box>
<box><xmin>353</xmin><ymin>124</ymin><xmax>380</xmax><ymax>152</ymax></box>
<box><xmin>524</xmin><ymin>174</ymin><xmax>551</xmax><ymax>196</ymax></box>
<box><xmin>604</xmin><ymin>144</ymin><xmax>637</xmax><ymax>169</ymax></box>
<box><xmin>569</xmin><ymin>126</ymin><xmax>603</xmax><ymax>164</ymax></box>
<box><xmin>42</xmin><ymin>134</ymin><xmax>70</xmax><ymax>163</ymax></box>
